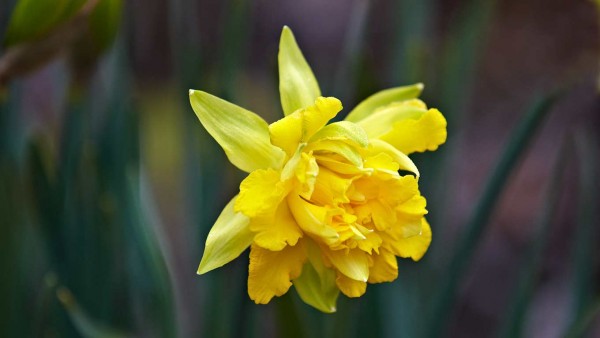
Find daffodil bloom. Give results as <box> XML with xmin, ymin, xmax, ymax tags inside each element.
<box><xmin>190</xmin><ymin>26</ymin><xmax>446</xmax><ymax>313</ymax></box>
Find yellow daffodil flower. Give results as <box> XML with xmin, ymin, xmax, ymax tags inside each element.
<box><xmin>190</xmin><ymin>26</ymin><xmax>447</xmax><ymax>313</ymax></box>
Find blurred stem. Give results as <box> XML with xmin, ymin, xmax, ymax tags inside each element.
<box><xmin>216</xmin><ymin>0</ymin><xmax>250</xmax><ymax>101</ymax></box>
<box><xmin>425</xmin><ymin>93</ymin><xmax>559</xmax><ymax>338</ymax></box>
<box><xmin>497</xmin><ymin>139</ymin><xmax>570</xmax><ymax>338</ymax></box>
<box><xmin>567</xmin><ymin>131</ymin><xmax>600</xmax><ymax>327</ymax></box>
<box><xmin>332</xmin><ymin>0</ymin><xmax>371</xmax><ymax>108</ymax></box>
<box><xmin>389</xmin><ymin>0</ymin><xmax>435</xmax><ymax>85</ymax></box>
<box><xmin>563</xmin><ymin>298</ymin><xmax>600</xmax><ymax>338</ymax></box>
<box><xmin>276</xmin><ymin>292</ymin><xmax>306</xmax><ymax>338</ymax></box>
<box><xmin>420</xmin><ymin>0</ymin><xmax>497</xmax><ymax>254</ymax></box>
<box><xmin>0</xmin><ymin>84</ymin><xmax>23</xmax><ymax>338</ymax></box>
<box><xmin>0</xmin><ymin>0</ymin><xmax>100</xmax><ymax>87</ymax></box>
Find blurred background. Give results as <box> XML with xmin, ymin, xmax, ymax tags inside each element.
<box><xmin>1</xmin><ymin>0</ymin><xmax>599</xmax><ymax>337</ymax></box>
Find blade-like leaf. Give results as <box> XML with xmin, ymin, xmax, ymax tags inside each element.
<box><xmin>497</xmin><ymin>139</ymin><xmax>570</xmax><ymax>338</ymax></box>
<box><xmin>57</xmin><ymin>287</ymin><xmax>131</xmax><ymax>338</ymax></box>
<box><xmin>279</xmin><ymin>26</ymin><xmax>321</xmax><ymax>116</ymax></box>
<box><xmin>567</xmin><ymin>130</ymin><xmax>599</xmax><ymax>329</ymax></box>
<box><xmin>426</xmin><ymin>92</ymin><xmax>559</xmax><ymax>338</ymax></box>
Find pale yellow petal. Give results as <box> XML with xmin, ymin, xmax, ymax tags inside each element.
<box><xmin>355</xmin><ymin>101</ymin><xmax>425</xmax><ymax>137</ymax></box>
<box><xmin>250</xmin><ymin>200</ymin><xmax>303</xmax><ymax>251</ymax></box>
<box><xmin>309</xmin><ymin>121</ymin><xmax>369</xmax><ymax>148</ymax></box>
<box><xmin>345</xmin><ymin>83</ymin><xmax>424</xmax><ymax>122</ymax></box>
<box><xmin>325</xmin><ymin>248</ymin><xmax>369</xmax><ymax>282</ymax></box>
<box><xmin>368</xmin><ymin>248</ymin><xmax>398</xmax><ymax>283</ymax></box>
<box><xmin>197</xmin><ymin>196</ymin><xmax>253</xmax><ymax>274</ymax></box>
<box><xmin>287</xmin><ymin>193</ymin><xmax>339</xmax><ymax>245</ymax></box>
<box><xmin>368</xmin><ymin>139</ymin><xmax>419</xmax><ymax>177</ymax></box>
<box><xmin>189</xmin><ymin>90</ymin><xmax>285</xmax><ymax>172</ymax></box>
<box><xmin>248</xmin><ymin>243</ymin><xmax>306</xmax><ymax>304</ymax></box>
<box><xmin>336</xmin><ymin>272</ymin><xmax>366</xmax><ymax>298</ymax></box>
<box><xmin>279</xmin><ymin>26</ymin><xmax>321</xmax><ymax>116</ymax></box>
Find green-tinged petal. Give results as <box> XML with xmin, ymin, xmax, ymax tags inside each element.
<box><xmin>325</xmin><ymin>248</ymin><xmax>370</xmax><ymax>282</ymax></box>
<box><xmin>197</xmin><ymin>197</ymin><xmax>254</xmax><ymax>274</ymax></box>
<box><xmin>356</xmin><ymin>101</ymin><xmax>426</xmax><ymax>137</ymax></box>
<box><xmin>306</xmin><ymin>139</ymin><xmax>363</xmax><ymax>168</ymax></box>
<box><xmin>309</xmin><ymin>121</ymin><xmax>369</xmax><ymax>148</ymax></box>
<box><xmin>278</xmin><ymin>26</ymin><xmax>322</xmax><ymax>116</ymax></box>
<box><xmin>189</xmin><ymin>90</ymin><xmax>286</xmax><ymax>172</ymax></box>
<box><xmin>369</xmin><ymin>139</ymin><xmax>419</xmax><ymax>177</ymax></box>
<box><xmin>294</xmin><ymin>241</ymin><xmax>339</xmax><ymax>313</ymax></box>
<box><xmin>345</xmin><ymin>83</ymin><xmax>424</xmax><ymax>122</ymax></box>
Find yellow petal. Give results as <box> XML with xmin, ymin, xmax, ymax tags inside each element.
<box><xmin>306</xmin><ymin>139</ymin><xmax>363</xmax><ymax>168</ymax></box>
<box><xmin>235</xmin><ymin>168</ymin><xmax>287</xmax><ymax>218</ymax></box>
<box><xmin>355</xmin><ymin>101</ymin><xmax>425</xmax><ymax>137</ymax></box>
<box><xmin>379</xmin><ymin>108</ymin><xmax>447</xmax><ymax>154</ymax></box>
<box><xmin>315</xmin><ymin>155</ymin><xmax>370</xmax><ymax>176</ymax></box>
<box><xmin>287</xmin><ymin>193</ymin><xmax>339</xmax><ymax>244</ymax></box>
<box><xmin>197</xmin><ymin>196</ymin><xmax>253</xmax><ymax>274</ymax></box>
<box><xmin>189</xmin><ymin>90</ymin><xmax>286</xmax><ymax>172</ymax></box>
<box><xmin>368</xmin><ymin>248</ymin><xmax>398</xmax><ymax>283</ymax></box>
<box><xmin>345</xmin><ymin>83</ymin><xmax>424</xmax><ymax>123</ymax></box>
<box><xmin>269</xmin><ymin>97</ymin><xmax>342</xmax><ymax>157</ymax></box>
<box><xmin>325</xmin><ymin>248</ymin><xmax>369</xmax><ymax>282</ymax></box>
<box><xmin>309</xmin><ymin>121</ymin><xmax>369</xmax><ymax>148</ymax></box>
<box><xmin>336</xmin><ymin>272</ymin><xmax>366</xmax><ymax>298</ymax></box>
<box><xmin>250</xmin><ymin>200</ymin><xmax>303</xmax><ymax>251</ymax></box>
<box><xmin>386</xmin><ymin>218</ymin><xmax>432</xmax><ymax>261</ymax></box>
<box><xmin>279</xmin><ymin>26</ymin><xmax>321</xmax><ymax>116</ymax></box>
<box><xmin>269</xmin><ymin>112</ymin><xmax>303</xmax><ymax>158</ymax></box>
<box><xmin>311</xmin><ymin>167</ymin><xmax>353</xmax><ymax>206</ymax></box>
<box><xmin>293</xmin><ymin>239</ymin><xmax>339</xmax><ymax>313</ymax></box>
<box><xmin>248</xmin><ymin>243</ymin><xmax>306</xmax><ymax>304</ymax></box>
<box><xmin>368</xmin><ymin>139</ymin><xmax>419</xmax><ymax>177</ymax></box>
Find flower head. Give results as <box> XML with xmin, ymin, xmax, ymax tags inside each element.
<box><xmin>190</xmin><ymin>26</ymin><xmax>447</xmax><ymax>312</ymax></box>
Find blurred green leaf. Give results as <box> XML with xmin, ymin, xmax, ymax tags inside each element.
<box><xmin>332</xmin><ymin>0</ymin><xmax>371</xmax><ymax>108</ymax></box>
<box><xmin>4</xmin><ymin>0</ymin><xmax>85</xmax><ymax>46</ymax></box>
<box><xmin>389</xmin><ymin>0</ymin><xmax>435</xmax><ymax>85</ymax></box>
<box><xmin>88</xmin><ymin>0</ymin><xmax>122</xmax><ymax>53</ymax></box>
<box><xmin>57</xmin><ymin>287</ymin><xmax>131</xmax><ymax>338</ymax></box>
<box><xmin>426</xmin><ymin>92</ymin><xmax>559</xmax><ymax>338</ymax></box>
<box><xmin>563</xmin><ymin>298</ymin><xmax>600</xmax><ymax>338</ymax></box>
<box><xmin>497</xmin><ymin>139</ymin><xmax>570</xmax><ymax>338</ymax></box>
<box><xmin>567</xmin><ymin>130</ymin><xmax>600</xmax><ymax>332</ymax></box>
